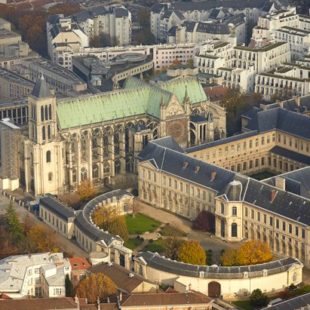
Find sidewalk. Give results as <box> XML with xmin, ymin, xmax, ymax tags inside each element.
<box><xmin>134</xmin><ymin>199</ymin><xmax>241</xmax><ymax>263</ymax></box>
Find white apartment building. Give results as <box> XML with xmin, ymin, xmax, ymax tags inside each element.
<box><xmin>46</xmin><ymin>15</ymin><xmax>89</xmax><ymax>64</ymax></box>
<box><xmin>0</xmin><ymin>253</ymin><xmax>71</xmax><ymax>299</ymax></box>
<box><xmin>168</xmin><ymin>14</ymin><xmax>245</xmax><ymax>45</ymax></box>
<box><xmin>152</xmin><ymin>43</ymin><xmax>198</xmax><ymax>70</ymax></box>
<box><xmin>51</xmin><ymin>42</ymin><xmax>198</xmax><ymax>71</ymax></box>
<box><xmin>274</xmin><ymin>27</ymin><xmax>310</xmax><ymax>60</ymax></box>
<box><xmin>195</xmin><ymin>40</ymin><xmax>290</xmax><ymax>92</ymax></box>
<box><xmin>255</xmin><ymin>64</ymin><xmax>310</xmax><ymax>100</ymax></box>
<box><xmin>151</xmin><ymin>1</ymin><xmax>269</xmax><ymax>44</ymax></box>
<box><xmin>72</xmin><ymin>5</ymin><xmax>132</xmax><ymax>46</ymax></box>
<box><xmin>252</xmin><ymin>7</ymin><xmax>310</xmax><ymax>59</ymax></box>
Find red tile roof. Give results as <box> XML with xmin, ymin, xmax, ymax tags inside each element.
<box><xmin>69</xmin><ymin>257</ymin><xmax>91</xmax><ymax>270</ymax></box>
<box><xmin>121</xmin><ymin>292</ymin><xmax>212</xmax><ymax>307</ymax></box>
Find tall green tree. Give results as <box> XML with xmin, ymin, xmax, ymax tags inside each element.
<box><xmin>65</xmin><ymin>274</ymin><xmax>75</xmax><ymax>297</ymax></box>
<box><xmin>5</xmin><ymin>203</ymin><xmax>24</xmax><ymax>245</ymax></box>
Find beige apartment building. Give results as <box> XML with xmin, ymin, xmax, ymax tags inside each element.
<box><xmin>137</xmin><ymin>107</ymin><xmax>310</xmax><ymax>268</ymax></box>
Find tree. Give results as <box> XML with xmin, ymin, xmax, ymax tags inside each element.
<box><xmin>164</xmin><ymin>237</ymin><xmax>183</xmax><ymax>260</ymax></box>
<box><xmin>250</xmin><ymin>289</ymin><xmax>268</xmax><ymax>307</ymax></box>
<box><xmin>137</xmin><ymin>8</ymin><xmax>150</xmax><ymax>28</ymax></box>
<box><xmin>192</xmin><ymin>210</ymin><xmax>215</xmax><ymax>233</ymax></box>
<box><xmin>5</xmin><ymin>203</ymin><xmax>24</xmax><ymax>245</ymax></box>
<box><xmin>77</xmin><ymin>180</ymin><xmax>96</xmax><ymax>201</ymax></box>
<box><xmin>221</xmin><ymin>240</ymin><xmax>272</xmax><ymax>266</ymax></box>
<box><xmin>92</xmin><ymin>207</ymin><xmax>129</xmax><ymax>241</ymax></box>
<box><xmin>76</xmin><ymin>273</ymin><xmax>117</xmax><ymax>303</ymax></box>
<box><xmin>178</xmin><ymin>240</ymin><xmax>206</xmax><ymax>265</ymax></box>
<box><xmin>237</xmin><ymin>240</ymin><xmax>272</xmax><ymax>265</ymax></box>
<box><xmin>27</xmin><ymin>224</ymin><xmax>60</xmax><ymax>252</ymax></box>
<box><xmin>59</xmin><ymin>192</ymin><xmax>81</xmax><ymax>208</ymax></box>
<box><xmin>65</xmin><ymin>274</ymin><xmax>75</xmax><ymax>297</ymax></box>
<box><xmin>220</xmin><ymin>248</ymin><xmax>239</xmax><ymax>266</ymax></box>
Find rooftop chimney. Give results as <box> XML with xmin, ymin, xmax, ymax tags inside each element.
<box><xmin>270</xmin><ymin>190</ymin><xmax>278</xmax><ymax>203</ymax></box>
<box><xmin>275</xmin><ymin>177</ymin><xmax>286</xmax><ymax>191</ymax></box>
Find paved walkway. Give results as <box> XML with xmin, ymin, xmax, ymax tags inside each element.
<box><xmin>0</xmin><ymin>194</ymin><xmax>87</xmax><ymax>258</ymax></box>
<box><xmin>134</xmin><ymin>199</ymin><xmax>241</xmax><ymax>263</ymax></box>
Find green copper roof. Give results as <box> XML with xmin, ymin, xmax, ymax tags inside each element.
<box><xmin>57</xmin><ymin>77</ymin><xmax>208</xmax><ymax>130</ymax></box>
<box><xmin>161</xmin><ymin>77</ymin><xmax>207</xmax><ymax>104</ymax></box>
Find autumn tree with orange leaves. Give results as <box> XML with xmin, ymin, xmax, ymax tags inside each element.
<box><xmin>221</xmin><ymin>240</ymin><xmax>272</xmax><ymax>266</ymax></box>
<box><xmin>178</xmin><ymin>240</ymin><xmax>206</xmax><ymax>265</ymax></box>
<box><xmin>76</xmin><ymin>273</ymin><xmax>117</xmax><ymax>303</ymax></box>
<box><xmin>77</xmin><ymin>180</ymin><xmax>97</xmax><ymax>201</ymax></box>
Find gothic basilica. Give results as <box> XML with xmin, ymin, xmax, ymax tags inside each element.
<box><xmin>7</xmin><ymin>75</ymin><xmax>226</xmax><ymax>195</ymax></box>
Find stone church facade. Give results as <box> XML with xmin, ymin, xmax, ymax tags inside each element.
<box><xmin>18</xmin><ymin>76</ymin><xmax>226</xmax><ymax>195</ymax></box>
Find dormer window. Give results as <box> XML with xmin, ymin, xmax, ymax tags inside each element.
<box><xmin>183</xmin><ymin>161</ymin><xmax>189</xmax><ymax>169</ymax></box>
<box><xmin>195</xmin><ymin>166</ymin><xmax>200</xmax><ymax>173</ymax></box>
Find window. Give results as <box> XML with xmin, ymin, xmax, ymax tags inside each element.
<box><xmin>53</xmin><ymin>288</ymin><xmax>62</xmax><ymax>296</ymax></box>
<box><xmin>295</xmin><ymin>226</ymin><xmax>299</xmax><ymax>236</ymax></box>
<box><xmin>42</xmin><ymin>126</ymin><xmax>46</xmax><ymax>141</ymax></box>
<box><xmin>46</xmin><ymin>151</ymin><xmax>51</xmax><ymax>163</ymax></box>
<box><xmin>289</xmin><ymin>224</ymin><xmax>292</xmax><ymax>234</ymax></box>
<box><xmin>283</xmin><ymin>221</ymin><xmax>286</xmax><ymax>232</ymax></box>
<box><xmin>221</xmin><ymin>203</ymin><xmax>225</xmax><ymax>214</ymax></box>
<box><xmin>276</xmin><ymin>219</ymin><xmax>279</xmax><ymax>229</ymax></box>
<box><xmin>41</xmin><ymin>106</ymin><xmax>44</xmax><ymax>121</ymax></box>
<box><xmin>48</xmin><ymin>172</ymin><xmax>53</xmax><ymax>181</ymax></box>
<box><xmin>251</xmin><ymin>209</ymin><xmax>254</xmax><ymax>219</ymax></box>
<box><xmin>270</xmin><ymin>217</ymin><xmax>273</xmax><ymax>226</ymax></box>
<box><xmin>232</xmin><ymin>206</ymin><xmax>237</xmax><ymax>216</ymax></box>
<box><xmin>231</xmin><ymin>223</ymin><xmax>238</xmax><ymax>237</ymax></box>
<box><xmin>47</xmin><ymin>125</ymin><xmax>51</xmax><ymax>140</ymax></box>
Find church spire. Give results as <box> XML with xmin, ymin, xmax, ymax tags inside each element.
<box><xmin>31</xmin><ymin>74</ymin><xmax>51</xmax><ymax>98</ymax></box>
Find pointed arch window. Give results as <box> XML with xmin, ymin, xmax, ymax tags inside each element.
<box><xmin>49</xmin><ymin>105</ymin><xmax>52</xmax><ymax>120</ymax></box>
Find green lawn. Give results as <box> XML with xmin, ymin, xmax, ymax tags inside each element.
<box><xmin>124</xmin><ymin>237</ymin><xmax>143</xmax><ymax>250</ymax></box>
<box><xmin>125</xmin><ymin>213</ymin><xmax>161</xmax><ymax>235</ymax></box>
<box><xmin>232</xmin><ymin>300</ymin><xmax>253</xmax><ymax>310</ymax></box>
<box><xmin>143</xmin><ymin>239</ymin><xmax>165</xmax><ymax>254</ymax></box>
<box><xmin>160</xmin><ymin>224</ymin><xmax>187</xmax><ymax>237</ymax></box>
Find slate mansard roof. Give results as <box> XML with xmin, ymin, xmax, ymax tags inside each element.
<box><xmin>139</xmin><ymin>136</ymin><xmax>310</xmax><ymax>226</ymax></box>
<box><xmin>56</xmin><ymin>76</ymin><xmax>207</xmax><ymax>130</ymax></box>
<box><xmin>245</xmin><ymin>107</ymin><xmax>310</xmax><ymax>140</ymax></box>
<box><xmin>136</xmin><ymin>252</ymin><xmax>301</xmax><ymax>279</ymax></box>
<box><xmin>40</xmin><ymin>195</ymin><xmax>75</xmax><ymax>221</ymax></box>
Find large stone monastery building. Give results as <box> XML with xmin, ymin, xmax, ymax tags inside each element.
<box><xmin>138</xmin><ymin>107</ymin><xmax>310</xmax><ymax>267</ymax></box>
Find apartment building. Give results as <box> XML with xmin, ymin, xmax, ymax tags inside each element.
<box><xmin>46</xmin><ymin>15</ymin><xmax>89</xmax><ymax>64</ymax></box>
<box><xmin>195</xmin><ymin>40</ymin><xmax>290</xmax><ymax>92</ymax></box>
<box><xmin>168</xmin><ymin>14</ymin><xmax>245</xmax><ymax>45</ymax></box>
<box><xmin>150</xmin><ymin>0</ymin><xmax>271</xmax><ymax>43</ymax></box>
<box><xmin>72</xmin><ymin>5</ymin><xmax>132</xmax><ymax>46</ymax></box>
<box><xmin>252</xmin><ymin>7</ymin><xmax>310</xmax><ymax>59</ymax></box>
<box><xmin>0</xmin><ymin>66</ymin><xmax>34</xmax><ymax>100</ymax></box>
<box><xmin>255</xmin><ymin>64</ymin><xmax>310</xmax><ymax>99</ymax></box>
<box><xmin>0</xmin><ymin>253</ymin><xmax>70</xmax><ymax>299</ymax></box>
